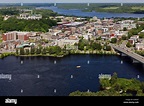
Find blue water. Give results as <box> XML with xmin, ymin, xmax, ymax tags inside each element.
<box><xmin>37</xmin><ymin>6</ymin><xmax>144</xmax><ymax>18</ymax></box>
<box><xmin>0</xmin><ymin>55</ymin><xmax>143</xmax><ymax>96</ymax></box>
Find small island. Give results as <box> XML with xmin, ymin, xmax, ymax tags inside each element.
<box><xmin>69</xmin><ymin>72</ymin><xmax>144</xmax><ymax>96</ymax></box>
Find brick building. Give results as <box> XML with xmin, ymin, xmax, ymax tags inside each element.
<box><xmin>2</xmin><ymin>31</ymin><xmax>31</xmax><ymax>41</ymax></box>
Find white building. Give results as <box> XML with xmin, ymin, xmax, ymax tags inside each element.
<box><xmin>18</xmin><ymin>13</ymin><xmax>42</xmax><ymax>20</ymax></box>
<box><xmin>56</xmin><ymin>38</ymin><xmax>79</xmax><ymax>48</ymax></box>
<box><xmin>135</xmin><ymin>43</ymin><xmax>144</xmax><ymax>50</ymax></box>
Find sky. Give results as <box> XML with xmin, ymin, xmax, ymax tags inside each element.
<box><xmin>0</xmin><ymin>0</ymin><xmax>144</xmax><ymax>3</ymax></box>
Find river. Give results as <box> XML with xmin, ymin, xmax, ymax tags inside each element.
<box><xmin>0</xmin><ymin>55</ymin><xmax>143</xmax><ymax>96</ymax></box>
<box><xmin>37</xmin><ymin>6</ymin><xmax>144</xmax><ymax>18</ymax></box>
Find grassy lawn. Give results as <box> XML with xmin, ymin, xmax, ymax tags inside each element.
<box><xmin>132</xmin><ymin>6</ymin><xmax>144</xmax><ymax>10</ymax></box>
<box><xmin>103</xmin><ymin>7</ymin><xmax>119</xmax><ymax>10</ymax></box>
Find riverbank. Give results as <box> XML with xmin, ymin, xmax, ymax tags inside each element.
<box><xmin>0</xmin><ymin>52</ymin><xmax>15</xmax><ymax>59</ymax></box>
<box><xmin>0</xmin><ymin>50</ymin><xmax>118</xmax><ymax>59</ymax></box>
<box><xmin>69</xmin><ymin>50</ymin><xmax>117</xmax><ymax>55</ymax></box>
<box><xmin>56</xmin><ymin>3</ymin><xmax>144</xmax><ymax>14</ymax></box>
<box><xmin>44</xmin><ymin>6</ymin><xmax>144</xmax><ymax>18</ymax></box>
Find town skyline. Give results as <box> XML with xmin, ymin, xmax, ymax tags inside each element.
<box><xmin>0</xmin><ymin>0</ymin><xmax>144</xmax><ymax>3</ymax></box>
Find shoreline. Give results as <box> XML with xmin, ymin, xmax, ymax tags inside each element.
<box><xmin>0</xmin><ymin>50</ymin><xmax>118</xmax><ymax>59</ymax></box>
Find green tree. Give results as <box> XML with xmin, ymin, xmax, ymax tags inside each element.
<box><xmin>54</xmin><ymin>46</ymin><xmax>61</xmax><ymax>55</ymax></box>
<box><xmin>126</xmin><ymin>42</ymin><xmax>132</xmax><ymax>48</ymax></box>
<box><xmin>16</xmin><ymin>49</ymin><xmax>19</xmax><ymax>55</ymax></box>
<box><xmin>30</xmin><ymin>48</ymin><xmax>35</xmax><ymax>55</ymax></box>
<box><xmin>96</xmin><ymin>36</ymin><xmax>101</xmax><ymax>40</ymax></box>
<box><xmin>139</xmin><ymin>32</ymin><xmax>144</xmax><ymax>38</ymax></box>
<box><xmin>20</xmin><ymin>48</ymin><xmax>25</xmax><ymax>55</ymax></box>
<box><xmin>105</xmin><ymin>45</ymin><xmax>111</xmax><ymax>51</ymax></box>
<box><xmin>110</xmin><ymin>38</ymin><xmax>117</xmax><ymax>43</ymax></box>
<box><xmin>110</xmin><ymin>72</ymin><xmax>118</xmax><ymax>85</ymax></box>
<box><xmin>114</xmin><ymin>83</ymin><xmax>121</xmax><ymax>91</ymax></box>
<box><xmin>78</xmin><ymin>42</ymin><xmax>85</xmax><ymax>50</ymax></box>
<box><xmin>78</xmin><ymin>39</ymin><xmax>89</xmax><ymax>50</ymax></box>
<box><xmin>48</xmin><ymin>46</ymin><xmax>61</xmax><ymax>55</ymax></box>
<box><xmin>42</xmin><ymin>48</ymin><xmax>46</xmax><ymax>54</ymax></box>
<box><xmin>25</xmin><ymin>49</ymin><xmax>29</xmax><ymax>55</ymax></box>
<box><xmin>123</xmin><ymin>27</ymin><xmax>127</xmax><ymax>31</ymax></box>
<box><xmin>140</xmin><ymin>82</ymin><xmax>144</xmax><ymax>92</ymax></box>
<box><xmin>63</xmin><ymin>45</ymin><xmax>67</xmax><ymax>53</ymax></box>
<box><xmin>36</xmin><ymin>48</ymin><xmax>41</xmax><ymax>54</ymax></box>
<box><xmin>100</xmin><ymin>79</ymin><xmax>111</xmax><ymax>89</ymax></box>
<box><xmin>0</xmin><ymin>53</ymin><xmax>4</xmax><ymax>59</ymax></box>
<box><xmin>122</xmin><ymin>35</ymin><xmax>128</xmax><ymax>40</ymax></box>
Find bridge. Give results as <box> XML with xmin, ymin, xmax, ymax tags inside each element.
<box><xmin>111</xmin><ymin>44</ymin><xmax>144</xmax><ymax>65</ymax></box>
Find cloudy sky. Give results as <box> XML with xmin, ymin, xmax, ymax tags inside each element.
<box><xmin>0</xmin><ymin>0</ymin><xmax>144</xmax><ymax>3</ymax></box>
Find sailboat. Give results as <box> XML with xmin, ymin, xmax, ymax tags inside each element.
<box><xmin>121</xmin><ymin>60</ymin><xmax>123</xmax><ymax>64</ymax></box>
<box><xmin>54</xmin><ymin>89</ymin><xmax>56</xmax><ymax>93</ymax></box>
<box><xmin>87</xmin><ymin>60</ymin><xmax>90</xmax><ymax>64</ymax></box>
<box><xmin>76</xmin><ymin>66</ymin><xmax>81</xmax><ymax>68</ymax></box>
<box><xmin>37</xmin><ymin>75</ymin><xmax>40</xmax><ymax>78</ymax></box>
<box><xmin>21</xmin><ymin>89</ymin><xmax>23</xmax><ymax>93</ymax></box>
<box><xmin>21</xmin><ymin>60</ymin><xmax>23</xmax><ymax>64</ymax></box>
<box><xmin>71</xmin><ymin>75</ymin><xmax>73</xmax><ymax>78</ymax></box>
<box><xmin>87</xmin><ymin>89</ymin><xmax>90</xmax><ymax>92</ymax></box>
<box><xmin>54</xmin><ymin>60</ymin><xmax>56</xmax><ymax>64</ymax></box>
<box><xmin>137</xmin><ymin>75</ymin><xmax>140</xmax><ymax>78</ymax></box>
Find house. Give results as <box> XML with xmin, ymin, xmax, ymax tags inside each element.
<box><xmin>128</xmin><ymin>34</ymin><xmax>139</xmax><ymax>45</ymax></box>
<box><xmin>130</xmin><ymin>35</ymin><xmax>139</xmax><ymax>43</ymax></box>
<box><xmin>135</xmin><ymin>43</ymin><xmax>144</xmax><ymax>50</ymax></box>
<box><xmin>128</xmin><ymin>39</ymin><xmax>135</xmax><ymax>45</ymax></box>
<box><xmin>56</xmin><ymin>38</ymin><xmax>79</xmax><ymax>48</ymax></box>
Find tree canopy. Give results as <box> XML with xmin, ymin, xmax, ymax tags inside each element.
<box><xmin>0</xmin><ymin>17</ymin><xmax>57</xmax><ymax>32</ymax></box>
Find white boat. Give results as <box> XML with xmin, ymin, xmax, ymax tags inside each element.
<box><xmin>71</xmin><ymin>75</ymin><xmax>73</xmax><ymax>78</ymax></box>
<box><xmin>54</xmin><ymin>89</ymin><xmax>56</xmax><ymax>93</ymax></box>
<box><xmin>137</xmin><ymin>75</ymin><xmax>140</xmax><ymax>78</ymax></box>
<box><xmin>54</xmin><ymin>60</ymin><xmax>56</xmax><ymax>64</ymax></box>
<box><xmin>121</xmin><ymin>60</ymin><xmax>123</xmax><ymax>64</ymax></box>
<box><xmin>21</xmin><ymin>89</ymin><xmax>23</xmax><ymax>93</ymax></box>
<box><xmin>21</xmin><ymin>60</ymin><xmax>23</xmax><ymax>64</ymax></box>
<box><xmin>87</xmin><ymin>60</ymin><xmax>90</xmax><ymax>64</ymax></box>
<box><xmin>87</xmin><ymin>89</ymin><xmax>90</xmax><ymax>92</ymax></box>
<box><xmin>76</xmin><ymin>66</ymin><xmax>81</xmax><ymax>68</ymax></box>
<box><xmin>37</xmin><ymin>75</ymin><xmax>40</xmax><ymax>78</ymax></box>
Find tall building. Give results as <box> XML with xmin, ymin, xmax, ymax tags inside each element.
<box><xmin>2</xmin><ymin>31</ymin><xmax>31</xmax><ymax>41</ymax></box>
<box><xmin>121</xmin><ymin>3</ymin><xmax>123</xmax><ymax>6</ymax></box>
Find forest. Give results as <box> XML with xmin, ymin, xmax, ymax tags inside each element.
<box><xmin>0</xmin><ymin>7</ymin><xmax>58</xmax><ymax>32</ymax></box>
<box><xmin>57</xmin><ymin>3</ymin><xmax>144</xmax><ymax>14</ymax></box>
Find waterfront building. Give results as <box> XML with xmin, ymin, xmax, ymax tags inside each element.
<box><xmin>2</xmin><ymin>31</ymin><xmax>31</xmax><ymax>41</ymax></box>
<box><xmin>56</xmin><ymin>37</ymin><xmax>79</xmax><ymax>49</ymax></box>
